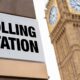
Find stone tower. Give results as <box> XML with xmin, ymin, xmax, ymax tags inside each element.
<box><xmin>45</xmin><ymin>0</ymin><xmax>80</xmax><ymax>80</ymax></box>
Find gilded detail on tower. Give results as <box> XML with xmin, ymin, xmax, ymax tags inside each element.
<box><xmin>45</xmin><ymin>0</ymin><xmax>60</xmax><ymax>33</ymax></box>
<box><xmin>46</xmin><ymin>0</ymin><xmax>80</xmax><ymax>80</ymax></box>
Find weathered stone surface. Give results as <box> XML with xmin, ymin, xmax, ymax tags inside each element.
<box><xmin>45</xmin><ymin>0</ymin><xmax>80</xmax><ymax>80</ymax></box>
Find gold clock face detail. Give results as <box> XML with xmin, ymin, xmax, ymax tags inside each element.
<box><xmin>49</xmin><ymin>6</ymin><xmax>58</xmax><ymax>25</ymax></box>
<box><xmin>70</xmin><ymin>0</ymin><xmax>80</xmax><ymax>11</ymax></box>
<box><xmin>47</xmin><ymin>0</ymin><xmax>60</xmax><ymax>33</ymax></box>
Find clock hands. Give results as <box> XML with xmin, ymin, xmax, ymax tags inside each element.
<box><xmin>77</xmin><ymin>4</ymin><xmax>80</xmax><ymax>7</ymax></box>
<box><xmin>70</xmin><ymin>0</ymin><xmax>80</xmax><ymax>11</ymax></box>
<box><xmin>76</xmin><ymin>0</ymin><xmax>80</xmax><ymax>5</ymax></box>
<box><xmin>74</xmin><ymin>0</ymin><xmax>80</xmax><ymax>11</ymax></box>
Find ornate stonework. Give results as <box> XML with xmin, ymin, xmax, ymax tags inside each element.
<box><xmin>46</xmin><ymin>0</ymin><xmax>80</xmax><ymax>80</ymax></box>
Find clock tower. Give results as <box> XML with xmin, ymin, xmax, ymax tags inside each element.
<box><xmin>45</xmin><ymin>0</ymin><xmax>80</xmax><ymax>80</ymax></box>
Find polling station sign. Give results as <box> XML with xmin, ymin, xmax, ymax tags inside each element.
<box><xmin>0</xmin><ymin>13</ymin><xmax>44</xmax><ymax>62</ymax></box>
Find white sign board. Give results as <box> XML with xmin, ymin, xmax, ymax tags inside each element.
<box><xmin>0</xmin><ymin>13</ymin><xmax>44</xmax><ymax>62</ymax></box>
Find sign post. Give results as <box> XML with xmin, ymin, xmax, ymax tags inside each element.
<box><xmin>0</xmin><ymin>13</ymin><xmax>44</xmax><ymax>62</ymax></box>
<box><xmin>0</xmin><ymin>0</ymin><xmax>48</xmax><ymax>80</ymax></box>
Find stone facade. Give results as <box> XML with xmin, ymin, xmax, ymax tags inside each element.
<box><xmin>45</xmin><ymin>0</ymin><xmax>80</xmax><ymax>80</ymax></box>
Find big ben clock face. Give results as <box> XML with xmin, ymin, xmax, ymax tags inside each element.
<box><xmin>70</xmin><ymin>0</ymin><xmax>80</xmax><ymax>11</ymax></box>
<box><xmin>47</xmin><ymin>0</ymin><xmax>60</xmax><ymax>33</ymax></box>
<box><xmin>49</xmin><ymin>6</ymin><xmax>58</xmax><ymax>25</ymax></box>
<box><xmin>67</xmin><ymin>0</ymin><xmax>80</xmax><ymax>14</ymax></box>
